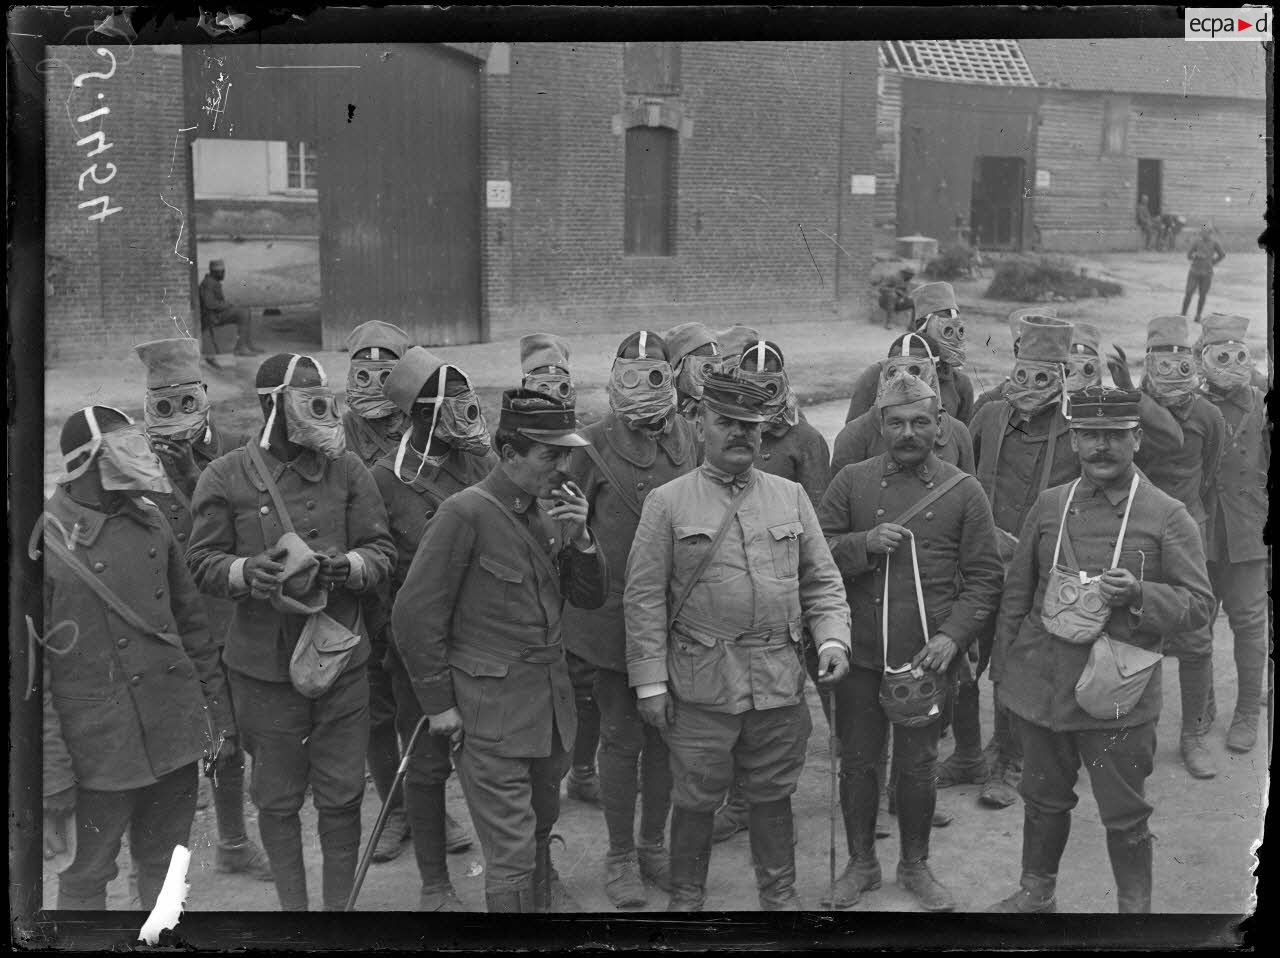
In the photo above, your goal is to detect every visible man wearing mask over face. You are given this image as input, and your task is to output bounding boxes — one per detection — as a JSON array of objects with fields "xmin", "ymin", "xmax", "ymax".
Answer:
[
  {"xmin": 1134, "ymin": 315, "xmax": 1226, "ymax": 781},
  {"xmin": 846, "ymin": 282, "xmax": 975, "ymax": 425},
  {"xmin": 339, "ymin": 320, "xmax": 418, "ymax": 864},
  {"xmin": 1195, "ymin": 314, "xmax": 1270, "ymax": 756},
  {"xmin": 563, "ymin": 331, "xmax": 698, "ymax": 909},
  {"xmin": 371, "ymin": 347, "xmax": 495, "ymax": 909},
  {"xmin": 968, "ymin": 315, "xmax": 1079, "ymax": 811},
  {"xmin": 187, "ymin": 353, "xmax": 396, "ymax": 911},
  {"xmin": 39, "ymin": 406, "xmax": 236, "ymax": 909},
  {"xmin": 132, "ymin": 338, "xmax": 269, "ymax": 882},
  {"xmin": 521, "ymin": 332, "xmax": 576, "ymax": 405},
  {"xmin": 392, "ymin": 389, "xmax": 607, "ymax": 913},
  {"xmin": 667, "ymin": 322, "xmax": 722, "ymax": 421}
]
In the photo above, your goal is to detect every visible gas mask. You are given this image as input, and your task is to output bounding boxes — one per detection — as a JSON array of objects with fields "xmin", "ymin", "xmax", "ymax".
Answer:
[
  {"xmin": 1064, "ymin": 350, "xmax": 1103, "ymax": 393},
  {"xmin": 393, "ymin": 364, "xmax": 489, "ymax": 483},
  {"xmin": 1199, "ymin": 342, "xmax": 1253, "ymax": 390},
  {"xmin": 144, "ymin": 383, "xmax": 211, "ymax": 442},
  {"xmin": 1007, "ymin": 360, "xmax": 1066, "ymax": 416},
  {"xmin": 523, "ymin": 367, "xmax": 575, "ymax": 404},
  {"xmin": 1145, "ymin": 350, "xmax": 1198, "ymax": 405},
  {"xmin": 346, "ymin": 355, "xmax": 401, "ymax": 420},
  {"xmin": 767, "ymin": 389, "xmax": 801, "ymax": 435},
  {"xmin": 877, "ymin": 335, "xmax": 940, "ymax": 406},
  {"xmin": 60, "ymin": 406, "xmax": 173, "ymax": 495},
  {"xmin": 259, "ymin": 355, "xmax": 348, "ymax": 460},
  {"xmin": 920, "ymin": 309, "xmax": 967, "ymax": 367},
  {"xmin": 608, "ymin": 358, "xmax": 677, "ymax": 430},
  {"xmin": 674, "ymin": 349, "xmax": 722, "ymax": 402},
  {"xmin": 727, "ymin": 343, "xmax": 790, "ymax": 420}
]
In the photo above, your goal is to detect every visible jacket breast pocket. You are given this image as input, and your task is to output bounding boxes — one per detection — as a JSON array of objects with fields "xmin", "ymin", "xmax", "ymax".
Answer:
[
  {"xmin": 767, "ymin": 520, "xmax": 803, "ymax": 579},
  {"xmin": 674, "ymin": 527, "xmax": 726, "ymax": 582},
  {"xmin": 478, "ymin": 554, "xmax": 525, "ymax": 610},
  {"xmin": 450, "ymin": 650, "xmax": 510, "ymax": 744}
]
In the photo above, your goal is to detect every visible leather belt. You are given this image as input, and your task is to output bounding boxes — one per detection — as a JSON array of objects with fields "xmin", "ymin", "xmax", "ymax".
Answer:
[
  {"xmin": 675, "ymin": 612, "xmax": 794, "ymax": 646},
  {"xmin": 462, "ymin": 639, "xmax": 564, "ymax": 666}
]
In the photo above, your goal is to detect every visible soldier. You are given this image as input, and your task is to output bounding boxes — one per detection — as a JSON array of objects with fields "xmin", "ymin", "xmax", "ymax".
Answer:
[
  {"xmin": 625, "ymin": 368, "xmax": 852, "ymax": 911},
  {"xmin": 832, "ymin": 334, "xmax": 975, "ymax": 479},
  {"xmin": 132, "ymin": 338, "xmax": 270, "ymax": 881},
  {"xmin": 563, "ymin": 331, "xmax": 698, "ymax": 909},
  {"xmin": 713, "ymin": 325, "xmax": 761, "ymax": 365},
  {"xmin": 198, "ymin": 259, "xmax": 260, "ymax": 360},
  {"xmin": 986, "ymin": 386, "xmax": 1215, "ymax": 913},
  {"xmin": 340, "ymin": 320, "xmax": 417, "ymax": 862},
  {"xmin": 518, "ymin": 333, "xmax": 601, "ymax": 805},
  {"xmin": 187, "ymin": 353, "xmax": 396, "ymax": 911},
  {"xmin": 666, "ymin": 322, "xmax": 721, "ymax": 421},
  {"xmin": 39, "ymin": 406, "xmax": 236, "ymax": 909},
  {"xmin": 1196, "ymin": 314, "xmax": 1270, "ymax": 754},
  {"xmin": 372, "ymin": 347, "xmax": 496, "ymax": 910},
  {"xmin": 1134, "ymin": 315, "xmax": 1227, "ymax": 780},
  {"xmin": 1181, "ymin": 225, "xmax": 1226, "ymax": 324},
  {"xmin": 970, "ymin": 307, "xmax": 1058, "ymax": 421},
  {"xmin": 390, "ymin": 389, "xmax": 608, "ymax": 913},
  {"xmin": 819, "ymin": 373, "xmax": 1003, "ymax": 911},
  {"xmin": 846, "ymin": 282, "xmax": 975, "ymax": 425}
]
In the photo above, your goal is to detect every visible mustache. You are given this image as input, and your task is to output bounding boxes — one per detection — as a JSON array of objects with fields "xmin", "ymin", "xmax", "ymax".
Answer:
[{"xmin": 1085, "ymin": 454, "xmax": 1116, "ymax": 463}]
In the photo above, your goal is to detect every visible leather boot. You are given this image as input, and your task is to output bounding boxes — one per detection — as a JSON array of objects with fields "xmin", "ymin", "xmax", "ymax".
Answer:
[
  {"xmin": 405, "ymin": 782, "xmax": 452, "ymax": 896},
  {"xmin": 667, "ymin": 806, "xmax": 715, "ymax": 912},
  {"xmin": 372, "ymin": 806, "xmax": 410, "ymax": 863},
  {"xmin": 979, "ymin": 706, "xmax": 1022, "ymax": 807},
  {"xmin": 444, "ymin": 812, "xmax": 474, "ymax": 853},
  {"xmin": 937, "ymin": 681, "xmax": 988, "ymax": 787},
  {"xmin": 420, "ymin": 883, "xmax": 466, "ymax": 911},
  {"xmin": 819, "ymin": 770, "xmax": 881, "ymax": 909},
  {"xmin": 486, "ymin": 881, "xmax": 533, "ymax": 913},
  {"xmin": 216, "ymin": 838, "xmax": 274, "ymax": 881},
  {"xmin": 57, "ymin": 886, "xmax": 107, "ymax": 910},
  {"xmin": 533, "ymin": 836, "xmax": 580, "ymax": 912},
  {"xmin": 1226, "ymin": 708, "xmax": 1260, "ymax": 754},
  {"xmin": 1227, "ymin": 632, "xmax": 1266, "ymax": 753},
  {"xmin": 566, "ymin": 765, "xmax": 601, "ymax": 804},
  {"xmin": 258, "ymin": 813, "xmax": 308, "ymax": 911},
  {"xmin": 604, "ymin": 850, "xmax": 648, "ymax": 909},
  {"xmin": 896, "ymin": 773, "xmax": 955, "ymax": 912},
  {"xmin": 985, "ymin": 807, "xmax": 1069, "ymax": 912},
  {"xmin": 1179, "ymin": 656, "xmax": 1218, "ymax": 779},
  {"xmin": 1106, "ymin": 827, "xmax": 1154, "ymax": 914},
  {"xmin": 712, "ymin": 787, "xmax": 749, "ymax": 843},
  {"xmin": 748, "ymin": 797, "xmax": 801, "ymax": 911},
  {"xmin": 637, "ymin": 842, "xmax": 673, "ymax": 892},
  {"xmin": 318, "ymin": 803, "xmax": 362, "ymax": 911}
]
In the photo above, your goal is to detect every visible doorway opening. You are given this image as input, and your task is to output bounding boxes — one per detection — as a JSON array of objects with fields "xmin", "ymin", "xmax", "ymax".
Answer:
[
  {"xmin": 969, "ymin": 155, "xmax": 1026, "ymax": 251},
  {"xmin": 1137, "ymin": 158, "xmax": 1163, "ymax": 216}
]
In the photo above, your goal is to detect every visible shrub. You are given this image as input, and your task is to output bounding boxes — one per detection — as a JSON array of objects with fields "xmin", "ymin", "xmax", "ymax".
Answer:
[
  {"xmin": 985, "ymin": 255, "xmax": 1123, "ymax": 301},
  {"xmin": 922, "ymin": 243, "xmax": 978, "ymax": 281}
]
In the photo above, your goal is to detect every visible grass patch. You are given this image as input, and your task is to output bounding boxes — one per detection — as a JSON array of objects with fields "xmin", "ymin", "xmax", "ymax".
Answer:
[
  {"xmin": 985, "ymin": 255, "xmax": 1124, "ymax": 302},
  {"xmin": 922, "ymin": 243, "xmax": 980, "ymax": 281}
]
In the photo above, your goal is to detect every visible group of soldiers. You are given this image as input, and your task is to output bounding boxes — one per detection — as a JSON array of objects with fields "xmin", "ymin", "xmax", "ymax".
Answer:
[{"xmin": 39, "ymin": 276, "xmax": 1268, "ymax": 915}]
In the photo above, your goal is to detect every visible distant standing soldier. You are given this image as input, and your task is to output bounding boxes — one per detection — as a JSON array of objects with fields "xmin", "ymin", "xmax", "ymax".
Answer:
[
  {"xmin": 666, "ymin": 322, "xmax": 722, "ymax": 421},
  {"xmin": 986, "ymin": 386, "xmax": 1215, "ymax": 914},
  {"xmin": 625, "ymin": 368, "xmax": 852, "ymax": 911},
  {"xmin": 199, "ymin": 259, "xmax": 261, "ymax": 359},
  {"xmin": 1195, "ymin": 314, "xmax": 1270, "ymax": 754},
  {"xmin": 132, "ymin": 337, "xmax": 270, "ymax": 881},
  {"xmin": 1181, "ymin": 225, "xmax": 1226, "ymax": 324},
  {"xmin": 1136, "ymin": 194, "xmax": 1156, "ymax": 250}
]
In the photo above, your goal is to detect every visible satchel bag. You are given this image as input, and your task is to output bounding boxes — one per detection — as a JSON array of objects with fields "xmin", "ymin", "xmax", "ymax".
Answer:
[
  {"xmin": 1074, "ymin": 632, "xmax": 1163, "ymax": 721},
  {"xmin": 1041, "ymin": 473, "xmax": 1139, "ymax": 645},
  {"xmin": 877, "ymin": 530, "xmax": 947, "ymax": 728}
]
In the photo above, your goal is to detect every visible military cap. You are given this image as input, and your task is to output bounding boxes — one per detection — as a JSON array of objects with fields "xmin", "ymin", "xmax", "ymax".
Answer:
[
  {"xmin": 1067, "ymin": 385, "xmax": 1142, "ymax": 429},
  {"xmin": 911, "ymin": 282, "xmax": 958, "ymax": 320},
  {"xmin": 699, "ymin": 368, "xmax": 776, "ymax": 423},
  {"xmin": 1008, "ymin": 305, "xmax": 1057, "ymax": 343},
  {"xmin": 713, "ymin": 325, "xmax": 761, "ymax": 361},
  {"xmin": 617, "ymin": 330, "xmax": 670, "ymax": 361},
  {"xmin": 345, "ymin": 321, "xmax": 411, "ymax": 361},
  {"xmin": 134, "ymin": 338, "xmax": 204, "ymax": 389},
  {"xmin": 1070, "ymin": 322, "xmax": 1102, "ymax": 357},
  {"xmin": 666, "ymin": 322, "xmax": 719, "ymax": 367},
  {"xmin": 1017, "ymin": 316, "xmax": 1074, "ymax": 364},
  {"xmin": 499, "ymin": 389, "xmax": 588, "ymax": 447},
  {"xmin": 1198, "ymin": 313, "xmax": 1249, "ymax": 345},
  {"xmin": 520, "ymin": 333, "xmax": 572, "ymax": 375},
  {"xmin": 876, "ymin": 371, "xmax": 938, "ymax": 412},
  {"xmin": 1145, "ymin": 315, "xmax": 1191, "ymax": 352},
  {"xmin": 384, "ymin": 345, "xmax": 452, "ymax": 414},
  {"xmin": 209, "ymin": 259, "xmax": 226, "ymax": 271}
]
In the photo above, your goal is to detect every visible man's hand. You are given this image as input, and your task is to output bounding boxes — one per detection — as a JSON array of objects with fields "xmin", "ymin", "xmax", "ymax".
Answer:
[
  {"xmin": 316, "ymin": 549, "xmax": 351, "ymax": 589},
  {"xmin": 865, "ymin": 522, "xmax": 910, "ymax": 555},
  {"xmin": 244, "ymin": 545, "xmax": 289, "ymax": 599},
  {"xmin": 546, "ymin": 480, "xmax": 592, "ymax": 550},
  {"xmin": 1099, "ymin": 568, "xmax": 1141, "ymax": 607},
  {"xmin": 152, "ymin": 436, "xmax": 200, "ymax": 488},
  {"xmin": 637, "ymin": 692, "xmax": 675, "ymax": 731},
  {"xmin": 912, "ymin": 633, "xmax": 959, "ymax": 674},
  {"xmin": 1106, "ymin": 346, "xmax": 1134, "ymax": 390},
  {"xmin": 816, "ymin": 645, "xmax": 850, "ymax": 687},
  {"xmin": 428, "ymin": 707, "xmax": 464, "ymax": 749},
  {"xmin": 43, "ymin": 787, "xmax": 76, "ymax": 863}
]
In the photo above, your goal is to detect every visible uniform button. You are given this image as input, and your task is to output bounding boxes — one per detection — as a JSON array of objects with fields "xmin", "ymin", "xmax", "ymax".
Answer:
[
  {"xmin": 880, "ymin": 480, "xmax": 888, "ymax": 488},
  {"xmin": 306, "ymin": 500, "xmax": 316, "ymax": 509},
  {"xmin": 260, "ymin": 506, "xmax": 270, "ymax": 516},
  {"xmin": 873, "ymin": 597, "xmax": 882, "ymax": 605},
  {"xmin": 636, "ymin": 481, "xmax": 646, "ymax": 490},
  {"xmin": 116, "ymin": 637, "xmax": 129, "ymax": 649},
  {"xmin": 167, "ymin": 665, "xmax": 178, "ymax": 673},
  {"xmin": 926, "ymin": 481, "xmax": 935, "ymax": 489},
  {"xmin": 155, "ymin": 588, "xmax": 164, "ymax": 599},
  {"xmin": 131, "ymin": 674, "xmax": 143, "ymax": 685},
  {"xmin": 149, "ymin": 547, "xmax": 158, "ymax": 558},
  {"xmin": 308, "ymin": 529, "xmax": 320, "ymax": 540},
  {"xmin": 762, "ymin": 453, "xmax": 772, "ymax": 461},
  {"xmin": 177, "ymin": 533, "xmax": 187, "ymax": 542},
  {"xmin": 925, "ymin": 511, "xmax": 935, "ymax": 520},
  {"xmin": 875, "ymin": 508, "xmax": 886, "ymax": 517},
  {"xmin": 93, "ymin": 561, "xmax": 106, "ymax": 572}
]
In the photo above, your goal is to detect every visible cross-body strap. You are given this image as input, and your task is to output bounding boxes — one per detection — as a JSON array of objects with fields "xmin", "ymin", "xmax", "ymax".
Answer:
[
  {"xmin": 584, "ymin": 444, "xmax": 644, "ymax": 519},
  {"xmin": 247, "ymin": 441, "xmax": 298, "ymax": 535},
  {"xmin": 667, "ymin": 481, "xmax": 753, "ymax": 631},
  {"xmin": 33, "ymin": 515, "xmax": 182, "ymax": 650},
  {"xmin": 471, "ymin": 487, "xmax": 562, "ymax": 584},
  {"xmin": 882, "ymin": 530, "xmax": 930, "ymax": 672},
  {"xmin": 1037, "ymin": 422, "xmax": 1060, "ymax": 495},
  {"xmin": 889, "ymin": 470, "xmax": 968, "ymax": 527},
  {"xmin": 1052, "ymin": 473, "xmax": 1140, "ymax": 574}
]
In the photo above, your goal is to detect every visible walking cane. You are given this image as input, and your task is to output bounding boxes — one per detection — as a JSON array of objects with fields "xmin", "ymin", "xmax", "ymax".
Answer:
[
  {"xmin": 829, "ymin": 725, "xmax": 840, "ymax": 911},
  {"xmin": 345, "ymin": 714, "xmax": 430, "ymax": 912}
]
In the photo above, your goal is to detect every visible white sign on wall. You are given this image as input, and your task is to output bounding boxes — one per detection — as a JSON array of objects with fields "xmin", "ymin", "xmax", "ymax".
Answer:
[
  {"xmin": 1035, "ymin": 169, "xmax": 1051, "ymax": 190},
  {"xmin": 486, "ymin": 180, "xmax": 512, "ymax": 209},
  {"xmin": 850, "ymin": 174, "xmax": 877, "ymax": 195}
]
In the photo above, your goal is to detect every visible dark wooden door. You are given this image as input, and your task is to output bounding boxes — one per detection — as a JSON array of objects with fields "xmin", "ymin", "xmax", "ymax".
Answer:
[
  {"xmin": 1137, "ymin": 159, "xmax": 1163, "ymax": 216},
  {"xmin": 969, "ymin": 156, "xmax": 1025, "ymax": 250}
]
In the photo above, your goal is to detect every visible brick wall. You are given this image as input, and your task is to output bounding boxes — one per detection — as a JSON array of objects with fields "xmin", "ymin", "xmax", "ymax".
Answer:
[
  {"xmin": 45, "ymin": 45, "xmax": 195, "ymax": 364},
  {"xmin": 1034, "ymin": 90, "xmax": 1267, "ymax": 252},
  {"xmin": 483, "ymin": 41, "xmax": 879, "ymax": 340}
]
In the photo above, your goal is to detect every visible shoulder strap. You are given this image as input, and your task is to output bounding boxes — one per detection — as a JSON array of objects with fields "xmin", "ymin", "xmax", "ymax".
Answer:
[
  {"xmin": 1036, "ymin": 421, "xmax": 1061, "ymax": 495},
  {"xmin": 471, "ymin": 487, "xmax": 562, "ymax": 583},
  {"xmin": 667, "ymin": 480, "xmax": 752, "ymax": 630},
  {"xmin": 889, "ymin": 470, "xmax": 968, "ymax": 527},
  {"xmin": 247, "ymin": 441, "xmax": 297, "ymax": 535},
  {"xmin": 882, "ymin": 531, "xmax": 930, "ymax": 672},
  {"xmin": 1051, "ymin": 479, "xmax": 1083, "ymax": 571},
  {"xmin": 584, "ymin": 444, "xmax": 644, "ymax": 519},
  {"xmin": 34, "ymin": 516, "xmax": 182, "ymax": 650}
]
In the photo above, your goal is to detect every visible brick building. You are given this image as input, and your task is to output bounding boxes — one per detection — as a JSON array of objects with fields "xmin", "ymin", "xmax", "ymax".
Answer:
[{"xmin": 44, "ymin": 41, "xmax": 880, "ymax": 363}]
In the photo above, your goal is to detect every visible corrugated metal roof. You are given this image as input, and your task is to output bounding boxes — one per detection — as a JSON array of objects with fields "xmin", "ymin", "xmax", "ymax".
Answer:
[
  {"xmin": 878, "ymin": 40, "xmax": 1038, "ymax": 87},
  {"xmin": 1017, "ymin": 39, "xmax": 1267, "ymax": 100}
]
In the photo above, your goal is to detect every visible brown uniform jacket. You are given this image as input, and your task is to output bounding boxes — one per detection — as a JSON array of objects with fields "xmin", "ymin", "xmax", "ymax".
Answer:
[
  {"xmin": 563, "ymin": 412, "xmax": 699, "ymax": 673},
  {"xmin": 758, "ymin": 411, "xmax": 832, "ymax": 511},
  {"xmin": 1202, "ymin": 384, "xmax": 1269, "ymax": 563},
  {"xmin": 41, "ymin": 488, "xmax": 234, "ymax": 795},
  {"xmin": 186, "ymin": 440, "xmax": 396, "ymax": 682},
  {"xmin": 847, "ymin": 360, "xmax": 975, "ymax": 425},
  {"xmin": 1135, "ymin": 390, "xmax": 1225, "ymax": 535},
  {"xmin": 830, "ymin": 409, "xmax": 975, "ymax": 482},
  {"xmin": 819, "ymin": 453, "xmax": 1003, "ymax": 672},
  {"xmin": 390, "ymin": 467, "xmax": 608, "ymax": 758},
  {"xmin": 992, "ymin": 470, "xmax": 1215, "ymax": 731}
]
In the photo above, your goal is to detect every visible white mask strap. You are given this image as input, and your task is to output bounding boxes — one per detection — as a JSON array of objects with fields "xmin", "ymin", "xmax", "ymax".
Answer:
[
  {"xmin": 258, "ymin": 354, "xmax": 304, "ymax": 449},
  {"xmin": 638, "ymin": 331, "xmax": 648, "ymax": 359},
  {"xmin": 62, "ymin": 405, "xmax": 134, "ymax": 481}
]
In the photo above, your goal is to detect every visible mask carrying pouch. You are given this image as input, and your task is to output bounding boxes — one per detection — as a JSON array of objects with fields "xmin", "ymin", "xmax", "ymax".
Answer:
[
  {"xmin": 878, "ymin": 530, "xmax": 948, "ymax": 728},
  {"xmin": 1041, "ymin": 474, "xmax": 1139, "ymax": 644},
  {"xmin": 1075, "ymin": 632, "xmax": 1163, "ymax": 722}
]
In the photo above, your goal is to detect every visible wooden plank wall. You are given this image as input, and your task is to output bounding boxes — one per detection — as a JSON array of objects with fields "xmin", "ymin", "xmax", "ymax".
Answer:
[{"xmin": 875, "ymin": 69, "xmax": 901, "ymax": 235}]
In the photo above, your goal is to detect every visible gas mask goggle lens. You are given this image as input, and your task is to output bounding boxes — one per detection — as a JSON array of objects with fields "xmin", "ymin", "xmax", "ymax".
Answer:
[
  {"xmin": 1007, "ymin": 360, "xmax": 1066, "ymax": 415},
  {"xmin": 144, "ymin": 383, "xmax": 211, "ymax": 441},
  {"xmin": 922, "ymin": 309, "xmax": 967, "ymax": 367},
  {"xmin": 607, "ymin": 339, "xmax": 677, "ymax": 429},
  {"xmin": 524, "ymin": 367, "xmax": 575, "ymax": 403},
  {"xmin": 879, "ymin": 334, "xmax": 940, "ymax": 399},
  {"xmin": 259, "ymin": 355, "xmax": 348, "ymax": 460},
  {"xmin": 1065, "ymin": 349, "xmax": 1102, "ymax": 392},
  {"xmin": 676, "ymin": 348, "xmax": 721, "ymax": 401},
  {"xmin": 1200, "ymin": 342, "xmax": 1253, "ymax": 388},
  {"xmin": 347, "ymin": 356, "xmax": 401, "ymax": 420},
  {"xmin": 1145, "ymin": 347, "xmax": 1198, "ymax": 402}
]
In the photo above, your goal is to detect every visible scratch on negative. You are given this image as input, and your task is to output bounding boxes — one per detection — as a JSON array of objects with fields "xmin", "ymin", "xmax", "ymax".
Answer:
[
  {"xmin": 170, "ymin": 126, "xmax": 198, "ymax": 177},
  {"xmin": 797, "ymin": 224, "xmax": 824, "ymax": 288},
  {"xmin": 159, "ymin": 194, "xmax": 193, "ymax": 264}
]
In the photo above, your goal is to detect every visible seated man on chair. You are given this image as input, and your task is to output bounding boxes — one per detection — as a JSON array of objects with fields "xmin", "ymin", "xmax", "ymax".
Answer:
[{"xmin": 200, "ymin": 259, "xmax": 261, "ymax": 358}]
